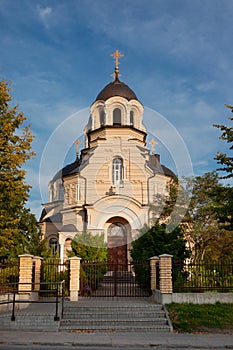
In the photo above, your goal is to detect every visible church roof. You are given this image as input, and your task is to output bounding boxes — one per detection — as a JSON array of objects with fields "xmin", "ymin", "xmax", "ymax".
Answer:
[
  {"xmin": 161, "ymin": 165, "xmax": 176, "ymax": 178},
  {"xmin": 95, "ymin": 77, "xmax": 138, "ymax": 102},
  {"xmin": 147, "ymin": 153, "xmax": 176, "ymax": 178},
  {"xmin": 52, "ymin": 159, "xmax": 80, "ymax": 182},
  {"xmin": 40, "ymin": 210, "xmax": 62, "ymax": 223}
]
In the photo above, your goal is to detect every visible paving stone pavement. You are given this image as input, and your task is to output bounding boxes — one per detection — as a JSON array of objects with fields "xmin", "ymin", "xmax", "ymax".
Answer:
[{"xmin": 0, "ymin": 330, "xmax": 233, "ymax": 349}]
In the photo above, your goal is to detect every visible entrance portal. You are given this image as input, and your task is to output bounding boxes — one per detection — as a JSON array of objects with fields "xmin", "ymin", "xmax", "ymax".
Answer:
[{"xmin": 107, "ymin": 222, "xmax": 127, "ymax": 269}]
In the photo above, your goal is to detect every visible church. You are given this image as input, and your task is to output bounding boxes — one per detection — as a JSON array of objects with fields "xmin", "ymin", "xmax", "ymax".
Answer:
[{"xmin": 39, "ymin": 50, "xmax": 175, "ymax": 264}]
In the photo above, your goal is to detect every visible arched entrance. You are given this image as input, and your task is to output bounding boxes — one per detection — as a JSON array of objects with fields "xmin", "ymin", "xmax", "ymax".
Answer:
[{"xmin": 107, "ymin": 218, "xmax": 130, "ymax": 270}]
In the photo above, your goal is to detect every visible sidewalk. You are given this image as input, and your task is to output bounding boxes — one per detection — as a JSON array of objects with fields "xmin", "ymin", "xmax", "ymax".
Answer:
[{"xmin": 0, "ymin": 330, "xmax": 233, "ymax": 348}]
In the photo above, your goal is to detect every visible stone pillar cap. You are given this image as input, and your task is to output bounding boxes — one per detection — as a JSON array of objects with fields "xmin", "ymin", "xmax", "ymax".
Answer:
[
  {"xmin": 159, "ymin": 253, "xmax": 173, "ymax": 258},
  {"xmin": 18, "ymin": 254, "xmax": 34, "ymax": 258}
]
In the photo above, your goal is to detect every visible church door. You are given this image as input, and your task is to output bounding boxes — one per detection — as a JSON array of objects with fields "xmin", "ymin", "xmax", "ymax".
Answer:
[{"xmin": 107, "ymin": 222, "xmax": 127, "ymax": 270}]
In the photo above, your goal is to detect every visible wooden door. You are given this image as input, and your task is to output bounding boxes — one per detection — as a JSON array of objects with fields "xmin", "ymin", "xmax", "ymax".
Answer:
[{"xmin": 107, "ymin": 223, "xmax": 127, "ymax": 270}]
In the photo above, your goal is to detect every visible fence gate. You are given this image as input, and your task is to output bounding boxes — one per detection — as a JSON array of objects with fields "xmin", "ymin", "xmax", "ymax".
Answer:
[
  {"xmin": 40, "ymin": 259, "xmax": 70, "ymax": 297},
  {"xmin": 80, "ymin": 260, "xmax": 151, "ymax": 297}
]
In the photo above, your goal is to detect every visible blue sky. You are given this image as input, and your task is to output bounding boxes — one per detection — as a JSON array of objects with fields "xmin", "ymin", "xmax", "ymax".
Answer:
[{"xmin": 1, "ymin": 0, "xmax": 233, "ymax": 218}]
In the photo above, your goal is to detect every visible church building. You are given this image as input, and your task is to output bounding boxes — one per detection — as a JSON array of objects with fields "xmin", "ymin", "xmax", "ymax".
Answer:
[{"xmin": 39, "ymin": 51, "xmax": 175, "ymax": 263}]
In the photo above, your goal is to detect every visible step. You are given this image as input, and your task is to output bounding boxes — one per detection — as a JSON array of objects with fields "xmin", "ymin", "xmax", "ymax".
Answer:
[
  {"xmin": 60, "ymin": 318, "xmax": 168, "ymax": 326},
  {"xmin": 63, "ymin": 305, "xmax": 163, "ymax": 313},
  {"xmin": 59, "ymin": 324, "xmax": 171, "ymax": 332},
  {"xmin": 62, "ymin": 312, "xmax": 165, "ymax": 319},
  {"xmin": 63, "ymin": 309, "xmax": 165, "ymax": 317}
]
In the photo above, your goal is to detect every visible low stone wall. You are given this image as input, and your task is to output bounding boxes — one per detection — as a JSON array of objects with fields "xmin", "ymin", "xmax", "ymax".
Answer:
[{"xmin": 152, "ymin": 290, "xmax": 233, "ymax": 304}]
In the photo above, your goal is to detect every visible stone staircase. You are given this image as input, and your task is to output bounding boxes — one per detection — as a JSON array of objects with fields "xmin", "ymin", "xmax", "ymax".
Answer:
[
  {"xmin": 60, "ymin": 298, "xmax": 172, "ymax": 332},
  {"xmin": 0, "ymin": 298, "xmax": 173, "ymax": 332}
]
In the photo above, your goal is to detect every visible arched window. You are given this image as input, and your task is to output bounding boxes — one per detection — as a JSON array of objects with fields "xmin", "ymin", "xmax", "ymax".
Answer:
[
  {"xmin": 113, "ymin": 108, "xmax": 121, "ymax": 125},
  {"xmin": 108, "ymin": 222, "xmax": 126, "ymax": 237},
  {"xmin": 49, "ymin": 237, "xmax": 58, "ymax": 255},
  {"xmin": 112, "ymin": 157, "xmax": 123, "ymax": 187},
  {"xmin": 130, "ymin": 111, "xmax": 134, "ymax": 125},
  {"xmin": 49, "ymin": 182, "xmax": 54, "ymax": 202},
  {"xmin": 99, "ymin": 108, "xmax": 105, "ymax": 126},
  {"xmin": 59, "ymin": 184, "xmax": 64, "ymax": 200}
]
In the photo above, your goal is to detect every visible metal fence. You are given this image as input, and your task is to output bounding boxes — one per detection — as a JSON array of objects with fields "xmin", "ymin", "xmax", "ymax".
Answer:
[
  {"xmin": 40, "ymin": 259, "xmax": 70, "ymax": 296},
  {"xmin": 0, "ymin": 281, "xmax": 65, "ymax": 321},
  {"xmin": 173, "ymin": 260, "xmax": 233, "ymax": 292},
  {"xmin": 80, "ymin": 260, "xmax": 151, "ymax": 297},
  {"xmin": 0, "ymin": 259, "xmax": 19, "ymax": 292}
]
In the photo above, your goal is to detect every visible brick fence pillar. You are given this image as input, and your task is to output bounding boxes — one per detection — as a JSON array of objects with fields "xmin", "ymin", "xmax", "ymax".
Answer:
[
  {"xmin": 32, "ymin": 256, "xmax": 43, "ymax": 291},
  {"xmin": 159, "ymin": 254, "xmax": 173, "ymax": 294},
  {"xmin": 69, "ymin": 257, "xmax": 82, "ymax": 301},
  {"xmin": 150, "ymin": 256, "xmax": 159, "ymax": 291},
  {"xmin": 18, "ymin": 254, "xmax": 34, "ymax": 294}
]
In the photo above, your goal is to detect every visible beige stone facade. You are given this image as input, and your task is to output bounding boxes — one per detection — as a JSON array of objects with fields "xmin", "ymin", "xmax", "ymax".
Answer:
[{"xmin": 39, "ymin": 74, "xmax": 175, "ymax": 262}]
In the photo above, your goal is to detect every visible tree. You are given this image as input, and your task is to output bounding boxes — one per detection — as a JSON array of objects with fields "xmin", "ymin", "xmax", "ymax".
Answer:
[
  {"xmin": 182, "ymin": 172, "xmax": 233, "ymax": 261},
  {"xmin": 70, "ymin": 232, "xmax": 108, "ymax": 261},
  {"xmin": 0, "ymin": 79, "xmax": 37, "ymax": 258},
  {"xmin": 70, "ymin": 232, "xmax": 108, "ymax": 293},
  {"xmin": 19, "ymin": 209, "xmax": 51, "ymax": 258},
  {"xmin": 131, "ymin": 223, "xmax": 190, "ymax": 263},
  {"xmin": 151, "ymin": 177, "xmax": 191, "ymax": 230},
  {"xmin": 130, "ymin": 223, "xmax": 190, "ymax": 288},
  {"xmin": 213, "ymin": 104, "xmax": 233, "ymax": 179}
]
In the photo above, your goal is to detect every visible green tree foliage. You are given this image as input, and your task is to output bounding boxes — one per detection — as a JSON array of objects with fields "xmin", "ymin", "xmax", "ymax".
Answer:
[
  {"xmin": 70, "ymin": 232, "xmax": 108, "ymax": 294},
  {"xmin": 0, "ymin": 79, "xmax": 41, "ymax": 258},
  {"xmin": 214, "ymin": 104, "xmax": 233, "ymax": 179},
  {"xmin": 183, "ymin": 172, "xmax": 233, "ymax": 261},
  {"xmin": 130, "ymin": 223, "xmax": 190, "ymax": 288},
  {"xmin": 70, "ymin": 232, "xmax": 108, "ymax": 261},
  {"xmin": 21, "ymin": 210, "xmax": 51, "ymax": 258},
  {"xmin": 152, "ymin": 178, "xmax": 191, "ymax": 231},
  {"xmin": 131, "ymin": 223, "xmax": 190, "ymax": 263}
]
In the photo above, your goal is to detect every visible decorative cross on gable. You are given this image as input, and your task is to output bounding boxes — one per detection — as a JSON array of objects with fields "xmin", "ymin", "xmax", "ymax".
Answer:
[{"xmin": 149, "ymin": 139, "xmax": 158, "ymax": 154}]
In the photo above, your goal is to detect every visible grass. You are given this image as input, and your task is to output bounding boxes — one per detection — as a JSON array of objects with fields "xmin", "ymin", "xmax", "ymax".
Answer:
[{"xmin": 166, "ymin": 303, "xmax": 233, "ymax": 333}]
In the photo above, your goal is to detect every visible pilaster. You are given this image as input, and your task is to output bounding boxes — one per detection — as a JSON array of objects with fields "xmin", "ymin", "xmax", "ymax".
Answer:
[
  {"xmin": 150, "ymin": 256, "xmax": 159, "ymax": 291},
  {"xmin": 32, "ymin": 256, "xmax": 43, "ymax": 291},
  {"xmin": 69, "ymin": 257, "xmax": 82, "ymax": 301},
  {"xmin": 18, "ymin": 254, "xmax": 34, "ymax": 294},
  {"xmin": 159, "ymin": 254, "xmax": 173, "ymax": 294}
]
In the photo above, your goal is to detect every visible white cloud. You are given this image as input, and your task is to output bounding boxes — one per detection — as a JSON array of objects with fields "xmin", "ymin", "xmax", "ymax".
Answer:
[
  {"xmin": 196, "ymin": 81, "xmax": 217, "ymax": 93},
  {"xmin": 36, "ymin": 5, "xmax": 52, "ymax": 27}
]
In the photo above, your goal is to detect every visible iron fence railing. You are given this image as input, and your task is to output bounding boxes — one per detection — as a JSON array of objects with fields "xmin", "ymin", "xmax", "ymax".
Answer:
[
  {"xmin": 0, "ymin": 281, "xmax": 65, "ymax": 321},
  {"xmin": 40, "ymin": 259, "xmax": 70, "ymax": 296},
  {"xmin": 173, "ymin": 260, "xmax": 233, "ymax": 292},
  {"xmin": 0, "ymin": 259, "xmax": 19, "ymax": 292},
  {"xmin": 80, "ymin": 260, "xmax": 151, "ymax": 297}
]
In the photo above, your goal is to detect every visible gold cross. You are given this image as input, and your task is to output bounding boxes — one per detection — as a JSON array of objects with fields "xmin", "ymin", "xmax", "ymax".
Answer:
[
  {"xmin": 75, "ymin": 140, "xmax": 82, "ymax": 156},
  {"xmin": 110, "ymin": 49, "xmax": 124, "ymax": 68},
  {"xmin": 149, "ymin": 139, "xmax": 158, "ymax": 154}
]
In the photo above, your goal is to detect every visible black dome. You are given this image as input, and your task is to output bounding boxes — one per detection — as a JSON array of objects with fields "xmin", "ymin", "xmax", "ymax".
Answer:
[
  {"xmin": 95, "ymin": 78, "xmax": 138, "ymax": 101},
  {"xmin": 52, "ymin": 160, "xmax": 79, "ymax": 182}
]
